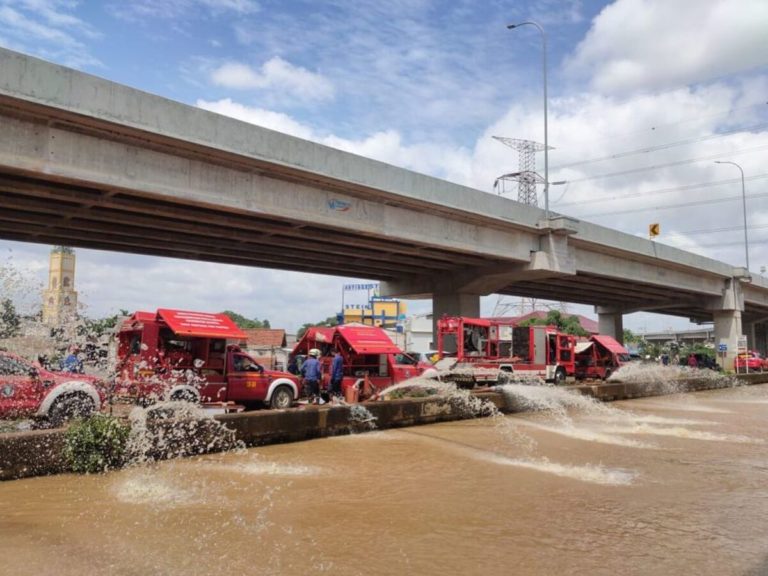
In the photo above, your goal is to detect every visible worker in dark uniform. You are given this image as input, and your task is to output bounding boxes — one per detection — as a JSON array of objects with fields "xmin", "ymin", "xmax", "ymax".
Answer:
[
  {"xmin": 329, "ymin": 349, "xmax": 344, "ymax": 399},
  {"xmin": 301, "ymin": 348, "xmax": 323, "ymax": 403}
]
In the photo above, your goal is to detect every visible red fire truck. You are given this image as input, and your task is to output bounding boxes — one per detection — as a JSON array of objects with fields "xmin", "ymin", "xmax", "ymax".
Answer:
[
  {"xmin": 115, "ymin": 309, "xmax": 300, "ymax": 409},
  {"xmin": 291, "ymin": 324, "xmax": 437, "ymax": 399},
  {"xmin": 436, "ymin": 316, "xmax": 576, "ymax": 386},
  {"xmin": 574, "ymin": 335, "xmax": 630, "ymax": 380}
]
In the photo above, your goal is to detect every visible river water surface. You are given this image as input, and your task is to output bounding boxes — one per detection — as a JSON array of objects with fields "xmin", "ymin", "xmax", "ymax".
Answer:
[{"xmin": 2, "ymin": 383, "xmax": 768, "ymax": 575}]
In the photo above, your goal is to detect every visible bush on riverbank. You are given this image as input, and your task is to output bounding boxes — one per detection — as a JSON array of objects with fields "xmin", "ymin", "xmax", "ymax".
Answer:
[{"xmin": 64, "ymin": 415, "xmax": 130, "ymax": 473}]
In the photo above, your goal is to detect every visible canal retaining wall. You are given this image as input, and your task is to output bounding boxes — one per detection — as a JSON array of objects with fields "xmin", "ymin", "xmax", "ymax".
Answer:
[{"xmin": 2, "ymin": 374, "xmax": 766, "ymax": 481}]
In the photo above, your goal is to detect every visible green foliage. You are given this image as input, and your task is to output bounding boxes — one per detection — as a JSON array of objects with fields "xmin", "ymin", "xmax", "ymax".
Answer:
[
  {"xmin": 638, "ymin": 339, "xmax": 663, "ymax": 359},
  {"xmin": 76, "ymin": 313, "xmax": 122, "ymax": 339},
  {"xmin": 64, "ymin": 415, "xmax": 131, "ymax": 474},
  {"xmin": 297, "ymin": 315, "xmax": 340, "ymax": 338},
  {"xmin": 221, "ymin": 310, "xmax": 271, "ymax": 329},
  {"xmin": 623, "ymin": 329, "xmax": 639, "ymax": 344},
  {"xmin": 0, "ymin": 298, "xmax": 21, "ymax": 338},
  {"xmin": 518, "ymin": 310, "xmax": 589, "ymax": 337}
]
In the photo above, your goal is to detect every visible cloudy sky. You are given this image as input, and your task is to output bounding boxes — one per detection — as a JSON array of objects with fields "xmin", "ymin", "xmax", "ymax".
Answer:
[{"xmin": 1, "ymin": 0, "xmax": 768, "ymax": 334}]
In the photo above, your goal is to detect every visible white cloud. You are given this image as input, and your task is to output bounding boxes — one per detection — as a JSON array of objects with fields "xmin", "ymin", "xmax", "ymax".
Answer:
[
  {"xmin": 0, "ymin": 1, "xmax": 100, "ymax": 68},
  {"xmin": 196, "ymin": 98, "xmax": 315, "ymax": 139},
  {"xmin": 565, "ymin": 0, "xmax": 768, "ymax": 94},
  {"xmin": 467, "ymin": 78, "xmax": 768, "ymax": 274},
  {"xmin": 210, "ymin": 57, "xmax": 335, "ymax": 102},
  {"xmin": 109, "ymin": 0, "xmax": 258, "ymax": 20},
  {"xmin": 196, "ymin": 98, "xmax": 473, "ymax": 182}
]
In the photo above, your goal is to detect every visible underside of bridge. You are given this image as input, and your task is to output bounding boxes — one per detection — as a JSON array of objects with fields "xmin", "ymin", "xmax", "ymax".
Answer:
[{"xmin": 3, "ymin": 45, "xmax": 768, "ymax": 357}]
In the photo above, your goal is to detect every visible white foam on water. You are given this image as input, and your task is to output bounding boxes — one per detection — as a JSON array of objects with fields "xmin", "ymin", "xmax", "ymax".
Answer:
[
  {"xmin": 622, "ymin": 400, "xmax": 732, "ymax": 414},
  {"xmin": 208, "ymin": 461, "xmax": 322, "ymax": 477},
  {"xmin": 600, "ymin": 423, "xmax": 764, "ymax": 444},
  {"xmin": 112, "ymin": 473, "xmax": 196, "ymax": 507},
  {"xmin": 709, "ymin": 398, "xmax": 768, "ymax": 405},
  {"xmin": 584, "ymin": 412, "xmax": 718, "ymax": 427},
  {"xmin": 515, "ymin": 419, "xmax": 654, "ymax": 448},
  {"xmin": 482, "ymin": 453, "xmax": 637, "ymax": 486}
]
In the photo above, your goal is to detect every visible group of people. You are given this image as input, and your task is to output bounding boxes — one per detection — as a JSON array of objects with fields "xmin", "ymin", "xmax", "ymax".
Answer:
[{"xmin": 299, "ymin": 348, "xmax": 344, "ymax": 404}]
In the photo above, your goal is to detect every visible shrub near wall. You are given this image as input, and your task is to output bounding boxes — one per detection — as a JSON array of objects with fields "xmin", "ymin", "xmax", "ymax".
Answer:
[{"xmin": 63, "ymin": 415, "xmax": 130, "ymax": 473}]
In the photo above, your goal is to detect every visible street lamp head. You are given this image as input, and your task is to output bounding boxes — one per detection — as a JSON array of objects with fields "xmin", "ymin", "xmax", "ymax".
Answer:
[{"xmin": 507, "ymin": 23, "xmax": 518, "ymax": 29}]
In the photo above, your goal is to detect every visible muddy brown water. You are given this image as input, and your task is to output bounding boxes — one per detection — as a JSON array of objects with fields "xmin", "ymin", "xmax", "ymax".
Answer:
[{"xmin": 2, "ymin": 383, "xmax": 768, "ymax": 576}]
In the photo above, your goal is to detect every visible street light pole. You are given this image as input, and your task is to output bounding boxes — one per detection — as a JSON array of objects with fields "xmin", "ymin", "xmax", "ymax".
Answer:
[
  {"xmin": 507, "ymin": 20, "xmax": 549, "ymax": 222},
  {"xmin": 715, "ymin": 160, "xmax": 750, "ymax": 272}
]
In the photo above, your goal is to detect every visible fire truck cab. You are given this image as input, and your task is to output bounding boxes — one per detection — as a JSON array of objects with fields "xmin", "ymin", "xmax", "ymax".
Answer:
[
  {"xmin": 436, "ymin": 316, "xmax": 576, "ymax": 385},
  {"xmin": 116, "ymin": 309, "xmax": 300, "ymax": 409},
  {"xmin": 291, "ymin": 324, "xmax": 436, "ymax": 399}
]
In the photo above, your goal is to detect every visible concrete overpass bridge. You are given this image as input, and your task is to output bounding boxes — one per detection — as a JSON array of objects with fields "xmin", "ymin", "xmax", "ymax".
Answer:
[{"xmin": 1, "ymin": 47, "xmax": 767, "ymax": 363}]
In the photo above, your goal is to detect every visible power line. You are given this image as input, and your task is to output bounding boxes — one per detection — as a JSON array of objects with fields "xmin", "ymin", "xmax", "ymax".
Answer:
[
  {"xmin": 556, "ymin": 142, "xmax": 768, "ymax": 185},
  {"xmin": 671, "ymin": 222, "xmax": 768, "ymax": 237},
  {"xmin": 555, "ymin": 173, "xmax": 768, "ymax": 209},
  {"xmin": 577, "ymin": 191, "xmax": 768, "ymax": 219},
  {"xmin": 552, "ymin": 120, "xmax": 768, "ymax": 170}
]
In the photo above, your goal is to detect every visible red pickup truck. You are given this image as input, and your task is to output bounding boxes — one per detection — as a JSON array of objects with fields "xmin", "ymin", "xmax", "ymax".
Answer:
[
  {"xmin": 0, "ymin": 351, "xmax": 106, "ymax": 426},
  {"xmin": 115, "ymin": 309, "xmax": 300, "ymax": 409}
]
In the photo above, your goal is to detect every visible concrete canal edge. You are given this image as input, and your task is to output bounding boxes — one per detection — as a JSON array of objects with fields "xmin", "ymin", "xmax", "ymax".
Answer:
[{"xmin": 2, "ymin": 373, "xmax": 768, "ymax": 481}]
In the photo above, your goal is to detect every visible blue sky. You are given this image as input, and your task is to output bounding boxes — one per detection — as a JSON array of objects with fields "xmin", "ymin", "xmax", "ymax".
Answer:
[{"xmin": 1, "ymin": 0, "xmax": 768, "ymax": 333}]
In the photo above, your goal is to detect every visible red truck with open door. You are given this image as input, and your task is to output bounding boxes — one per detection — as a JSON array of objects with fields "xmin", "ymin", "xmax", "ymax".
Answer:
[
  {"xmin": 115, "ymin": 309, "xmax": 300, "ymax": 409},
  {"xmin": 574, "ymin": 334, "xmax": 629, "ymax": 380},
  {"xmin": 436, "ymin": 316, "xmax": 576, "ymax": 386},
  {"xmin": 291, "ymin": 324, "xmax": 436, "ymax": 400}
]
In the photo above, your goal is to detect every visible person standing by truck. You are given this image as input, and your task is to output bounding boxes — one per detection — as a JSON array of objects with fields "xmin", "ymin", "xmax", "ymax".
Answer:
[
  {"xmin": 329, "ymin": 349, "xmax": 344, "ymax": 399},
  {"xmin": 301, "ymin": 348, "xmax": 323, "ymax": 403}
]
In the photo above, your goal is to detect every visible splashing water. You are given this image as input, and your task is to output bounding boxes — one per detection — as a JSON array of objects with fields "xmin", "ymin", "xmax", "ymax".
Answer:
[
  {"xmin": 515, "ymin": 419, "xmax": 655, "ymax": 448},
  {"xmin": 598, "ymin": 423, "xmax": 764, "ymax": 444},
  {"xmin": 112, "ymin": 470, "xmax": 198, "ymax": 507},
  {"xmin": 348, "ymin": 404, "xmax": 378, "ymax": 432},
  {"xmin": 609, "ymin": 362, "xmax": 739, "ymax": 391},
  {"xmin": 483, "ymin": 454, "xmax": 638, "ymax": 486},
  {"xmin": 126, "ymin": 401, "xmax": 243, "ymax": 464}
]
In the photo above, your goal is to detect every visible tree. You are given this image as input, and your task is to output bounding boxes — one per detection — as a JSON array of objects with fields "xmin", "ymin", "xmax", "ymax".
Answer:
[
  {"xmin": 296, "ymin": 315, "xmax": 339, "ymax": 339},
  {"xmin": 220, "ymin": 310, "xmax": 271, "ymax": 329},
  {"xmin": 623, "ymin": 329, "xmax": 639, "ymax": 344},
  {"xmin": 76, "ymin": 313, "xmax": 123, "ymax": 339},
  {"xmin": 0, "ymin": 298, "xmax": 21, "ymax": 338},
  {"xmin": 518, "ymin": 310, "xmax": 589, "ymax": 337}
]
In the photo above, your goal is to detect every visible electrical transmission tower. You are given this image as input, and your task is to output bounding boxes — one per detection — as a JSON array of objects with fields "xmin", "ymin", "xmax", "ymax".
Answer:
[
  {"xmin": 491, "ymin": 136, "xmax": 567, "ymax": 318},
  {"xmin": 492, "ymin": 136, "xmax": 546, "ymax": 204}
]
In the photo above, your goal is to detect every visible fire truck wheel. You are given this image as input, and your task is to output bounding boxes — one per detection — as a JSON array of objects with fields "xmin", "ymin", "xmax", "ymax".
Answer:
[
  {"xmin": 48, "ymin": 393, "xmax": 95, "ymax": 428},
  {"xmin": 270, "ymin": 385, "xmax": 294, "ymax": 409},
  {"xmin": 553, "ymin": 367, "xmax": 567, "ymax": 385}
]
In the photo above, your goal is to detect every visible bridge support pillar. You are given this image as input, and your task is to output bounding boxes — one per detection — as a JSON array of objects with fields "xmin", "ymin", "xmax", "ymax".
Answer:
[
  {"xmin": 713, "ymin": 310, "xmax": 742, "ymax": 370},
  {"xmin": 597, "ymin": 311, "xmax": 624, "ymax": 344},
  {"xmin": 708, "ymin": 276, "xmax": 747, "ymax": 370},
  {"xmin": 432, "ymin": 292, "xmax": 480, "ymax": 348}
]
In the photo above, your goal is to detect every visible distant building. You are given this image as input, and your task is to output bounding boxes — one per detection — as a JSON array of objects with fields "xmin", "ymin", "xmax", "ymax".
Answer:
[
  {"xmin": 342, "ymin": 296, "xmax": 406, "ymax": 330},
  {"xmin": 404, "ymin": 313, "xmax": 434, "ymax": 353},
  {"xmin": 42, "ymin": 246, "xmax": 78, "ymax": 325},
  {"xmin": 486, "ymin": 311, "xmax": 600, "ymax": 334},
  {"xmin": 240, "ymin": 328, "xmax": 288, "ymax": 370}
]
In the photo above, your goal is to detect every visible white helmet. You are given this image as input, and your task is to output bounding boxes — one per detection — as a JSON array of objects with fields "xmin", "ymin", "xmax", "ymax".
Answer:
[{"xmin": 308, "ymin": 348, "xmax": 321, "ymax": 357}]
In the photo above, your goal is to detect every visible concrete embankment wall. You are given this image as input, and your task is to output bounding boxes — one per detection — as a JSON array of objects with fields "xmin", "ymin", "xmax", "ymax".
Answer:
[{"xmin": 2, "ymin": 374, "xmax": 766, "ymax": 481}]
